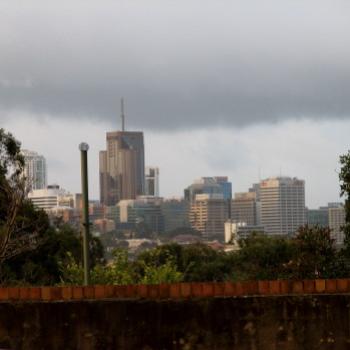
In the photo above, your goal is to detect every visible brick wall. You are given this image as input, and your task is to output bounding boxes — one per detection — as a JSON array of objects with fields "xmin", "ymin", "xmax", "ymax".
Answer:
[{"xmin": 0, "ymin": 279, "xmax": 349, "ymax": 302}]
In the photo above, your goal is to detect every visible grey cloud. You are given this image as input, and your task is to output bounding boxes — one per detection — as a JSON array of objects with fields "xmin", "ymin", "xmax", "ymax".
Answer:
[{"xmin": 1, "ymin": 0, "xmax": 350, "ymax": 129}]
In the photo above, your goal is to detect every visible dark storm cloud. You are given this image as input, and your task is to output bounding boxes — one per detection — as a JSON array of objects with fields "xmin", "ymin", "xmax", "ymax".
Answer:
[{"xmin": 1, "ymin": 0, "xmax": 350, "ymax": 129}]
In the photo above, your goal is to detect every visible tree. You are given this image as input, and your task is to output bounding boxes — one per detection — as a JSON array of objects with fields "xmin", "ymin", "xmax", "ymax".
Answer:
[
  {"xmin": 339, "ymin": 151, "xmax": 350, "ymax": 250},
  {"xmin": 289, "ymin": 225, "xmax": 337, "ymax": 279},
  {"xmin": 0, "ymin": 129, "xmax": 49, "ymax": 266}
]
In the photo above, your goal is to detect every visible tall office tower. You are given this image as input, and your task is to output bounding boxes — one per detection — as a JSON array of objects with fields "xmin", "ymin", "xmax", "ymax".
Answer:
[
  {"xmin": 145, "ymin": 167, "xmax": 159, "ymax": 197},
  {"xmin": 260, "ymin": 177, "xmax": 306, "ymax": 235},
  {"xmin": 189, "ymin": 193, "xmax": 228, "ymax": 241},
  {"xmin": 161, "ymin": 198, "xmax": 190, "ymax": 232},
  {"xmin": 328, "ymin": 204, "xmax": 345, "ymax": 246},
  {"xmin": 231, "ymin": 192, "xmax": 257, "ymax": 226},
  {"xmin": 184, "ymin": 177, "xmax": 223, "ymax": 202},
  {"xmin": 99, "ymin": 103, "xmax": 145, "ymax": 205},
  {"xmin": 213, "ymin": 176, "xmax": 232, "ymax": 200},
  {"xmin": 22, "ymin": 150, "xmax": 47, "ymax": 190}
]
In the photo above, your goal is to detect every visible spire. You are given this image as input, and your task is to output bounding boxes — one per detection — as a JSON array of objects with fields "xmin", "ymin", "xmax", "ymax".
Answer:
[{"xmin": 121, "ymin": 98, "xmax": 125, "ymax": 132}]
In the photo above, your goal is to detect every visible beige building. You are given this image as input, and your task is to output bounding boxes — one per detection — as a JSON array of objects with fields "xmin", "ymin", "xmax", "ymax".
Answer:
[
  {"xmin": 260, "ymin": 177, "xmax": 305, "ymax": 235},
  {"xmin": 189, "ymin": 193, "xmax": 228, "ymax": 241},
  {"xmin": 231, "ymin": 192, "xmax": 257, "ymax": 226},
  {"xmin": 100, "ymin": 131, "xmax": 145, "ymax": 205},
  {"xmin": 329, "ymin": 205, "xmax": 345, "ymax": 245}
]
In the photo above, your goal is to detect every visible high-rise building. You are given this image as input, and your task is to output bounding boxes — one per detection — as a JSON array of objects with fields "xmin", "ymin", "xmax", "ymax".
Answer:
[
  {"xmin": 184, "ymin": 177, "xmax": 224, "ymax": 202},
  {"xmin": 328, "ymin": 204, "xmax": 345, "ymax": 246},
  {"xmin": 213, "ymin": 176, "xmax": 232, "ymax": 200},
  {"xmin": 22, "ymin": 150, "xmax": 47, "ymax": 191},
  {"xmin": 161, "ymin": 198, "xmax": 190, "ymax": 232},
  {"xmin": 100, "ymin": 131, "xmax": 145, "ymax": 206},
  {"xmin": 260, "ymin": 177, "xmax": 306, "ymax": 235},
  {"xmin": 231, "ymin": 192, "xmax": 257, "ymax": 226},
  {"xmin": 189, "ymin": 193, "xmax": 228, "ymax": 241},
  {"xmin": 116, "ymin": 196, "xmax": 164, "ymax": 234},
  {"xmin": 306, "ymin": 208, "xmax": 329, "ymax": 228},
  {"xmin": 145, "ymin": 167, "xmax": 159, "ymax": 197},
  {"xmin": 28, "ymin": 184, "xmax": 71, "ymax": 210}
]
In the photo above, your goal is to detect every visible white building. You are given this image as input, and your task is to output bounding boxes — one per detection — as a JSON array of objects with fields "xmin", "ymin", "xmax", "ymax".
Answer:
[
  {"xmin": 28, "ymin": 184, "xmax": 72, "ymax": 211},
  {"xmin": 145, "ymin": 167, "xmax": 160, "ymax": 197},
  {"xmin": 22, "ymin": 149, "xmax": 47, "ymax": 190},
  {"xmin": 260, "ymin": 177, "xmax": 306, "ymax": 236}
]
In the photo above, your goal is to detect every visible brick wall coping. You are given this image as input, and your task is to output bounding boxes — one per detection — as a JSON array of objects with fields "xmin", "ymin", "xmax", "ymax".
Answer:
[{"xmin": 0, "ymin": 279, "xmax": 348, "ymax": 302}]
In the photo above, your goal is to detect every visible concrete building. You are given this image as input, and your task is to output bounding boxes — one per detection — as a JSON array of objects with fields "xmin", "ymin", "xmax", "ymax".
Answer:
[
  {"xmin": 306, "ymin": 208, "xmax": 329, "ymax": 228},
  {"xmin": 213, "ymin": 176, "xmax": 232, "ymax": 200},
  {"xmin": 184, "ymin": 177, "xmax": 223, "ymax": 202},
  {"xmin": 329, "ymin": 204, "xmax": 345, "ymax": 246},
  {"xmin": 100, "ymin": 130, "xmax": 145, "ymax": 206},
  {"xmin": 260, "ymin": 177, "xmax": 306, "ymax": 236},
  {"xmin": 189, "ymin": 193, "xmax": 228, "ymax": 241},
  {"xmin": 231, "ymin": 192, "xmax": 257, "ymax": 226},
  {"xmin": 145, "ymin": 167, "xmax": 159, "ymax": 197},
  {"xmin": 224, "ymin": 220, "xmax": 264, "ymax": 243},
  {"xmin": 116, "ymin": 196, "xmax": 164, "ymax": 234},
  {"xmin": 28, "ymin": 184, "xmax": 71, "ymax": 210},
  {"xmin": 22, "ymin": 150, "xmax": 47, "ymax": 191},
  {"xmin": 161, "ymin": 198, "xmax": 190, "ymax": 232}
]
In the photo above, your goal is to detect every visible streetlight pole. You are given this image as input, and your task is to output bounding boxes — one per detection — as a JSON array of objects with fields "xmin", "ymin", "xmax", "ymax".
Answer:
[{"xmin": 79, "ymin": 142, "xmax": 90, "ymax": 286}]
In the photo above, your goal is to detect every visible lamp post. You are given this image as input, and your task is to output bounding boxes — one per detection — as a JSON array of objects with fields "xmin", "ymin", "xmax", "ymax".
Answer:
[{"xmin": 79, "ymin": 142, "xmax": 90, "ymax": 286}]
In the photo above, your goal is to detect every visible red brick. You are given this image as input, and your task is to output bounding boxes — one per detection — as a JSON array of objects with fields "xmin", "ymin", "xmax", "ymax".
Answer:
[
  {"xmin": 94, "ymin": 285, "xmax": 106, "ymax": 299},
  {"xmin": 126, "ymin": 284, "xmax": 137, "ymax": 298},
  {"xmin": 291, "ymin": 281, "xmax": 303, "ymax": 294},
  {"xmin": 213, "ymin": 282, "xmax": 225, "ymax": 297},
  {"xmin": 8, "ymin": 287, "xmax": 20, "ymax": 300},
  {"xmin": 29, "ymin": 287, "xmax": 41, "ymax": 300},
  {"xmin": 149, "ymin": 285, "xmax": 159, "ymax": 299},
  {"xmin": 224, "ymin": 282, "xmax": 236, "ymax": 296},
  {"xmin": 326, "ymin": 279, "xmax": 337, "ymax": 293},
  {"xmin": 0, "ymin": 288, "xmax": 9, "ymax": 300},
  {"xmin": 159, "ymin": 284, "xmax": 170, "ymax": 299},
  {"xmin": 258, "ymin": 281, "xmax": 269, "ymax": 295},
  {"xmin": 269, "ymin": 281, "xmax": 281, "ymax": 295},
  {"xmin": 202, "ymin": 283, "xmax": 214, "ymax": 297},
  {"xmin": 83, "ymin": 286, "xmax": 95, "ymax": 299},
  {"xmin": 244, "ymin": 281, "xmax": 259, "ymax": 295},
  {"xmin": 303, "ymin": 280, "xmax": 315, "ymax": 294},
  {"xmin": 137, "ymin": 284, "xmax": 149, "ymax": 298},
  {"xmin": 61, "ymin": 287, "xmax": 73, "ymax": 300},
  {"xmin": 72, "ymin": 286, "xmax": 84, "ymax": 299},
  {"xmin": 191, "ymin": 283, "xmax": 203, "ymax": 297},
  {"xmin": 315, "ymin": 279, "xmax": 326, "ymax": 293},
  {"xmin": 115, "ymin": 285, "xmax": 127, "ymax": 298},
  {"xmin": 280, "ymin": 280, "xmax": 289, "ymax": 294},
  {"xmin": 104, "ymin": 285, "xmax": 115, "ymax": 298},
  {"xmin": 180, "ymin": 283, "xmax": 191, "ymax": 298},
  {"xmin": 41, "ymin": 287, "xmax": 51, "ymax": 301},
  {"xmin": 336, "ymin": 279, "xmax": 349, "ymax": 293},
  {"xmin": 19, "ymin": 287, "xmax": 30, "ymax": 300},
  {"xmin": 170, "ymin": 283, "xmax": 181, "ymax": 298},
  {"xmin": 235, "ymin": 282, "xmax": 244, "ymax": 296}
]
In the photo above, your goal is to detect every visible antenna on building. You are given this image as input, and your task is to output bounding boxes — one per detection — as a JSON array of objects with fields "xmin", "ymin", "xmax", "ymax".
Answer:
[{"xmin": 121, "ymin": 98, "xmax": 125, "ymax": 131}]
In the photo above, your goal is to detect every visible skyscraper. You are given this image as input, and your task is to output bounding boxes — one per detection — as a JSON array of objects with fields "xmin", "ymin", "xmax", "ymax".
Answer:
[
  {"xmin": 231, "ymin": 192, "xmax": 257, "ymax": 226},
  {"xmin": 99, "ymin": 103, "xmax": 145, "ymax": 206},
  {"xmin": 22, "ymin": 150, "xmax": 47, "ymax": 190},
  {"xmin": 189, "ymin": 193, "xmax": 228, "ymax": 241},
  {"xmin": 260, "ymin": 177, "xmax": 305, "ymax": 235},
  {"xmin": 145, "ymin": 167, "xmax": 159, "ymax": 197}
]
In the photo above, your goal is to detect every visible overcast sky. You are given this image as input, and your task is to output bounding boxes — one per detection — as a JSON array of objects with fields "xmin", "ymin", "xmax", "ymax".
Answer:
[{"xmin": 1, "ymin": 0, "xmax": 350, "ymax": 207}]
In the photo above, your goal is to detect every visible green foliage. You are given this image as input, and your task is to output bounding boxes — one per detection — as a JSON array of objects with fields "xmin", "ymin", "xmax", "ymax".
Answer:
[
  {"xmin": 339, "ymin": 151, "xmax": 350, "ymax": 251},
  {"xmin": 289, "ymin": 225, "xmax": 337, "ymax": 279}
]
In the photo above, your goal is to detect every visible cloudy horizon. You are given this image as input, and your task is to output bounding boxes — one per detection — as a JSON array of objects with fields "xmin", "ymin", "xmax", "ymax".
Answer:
[{"xmin": 1, "ymin": 0, "xmax": 349, "ymax": 207}]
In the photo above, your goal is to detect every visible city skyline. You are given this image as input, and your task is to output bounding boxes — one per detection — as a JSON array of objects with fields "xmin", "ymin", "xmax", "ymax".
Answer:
[
  {"xmin": 1, "ymin": 1, "xmax": 349, "ymax": 208},
  {"xmin": 15, "ymin": 118, "xmax": 345, "ymax": 209}
]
